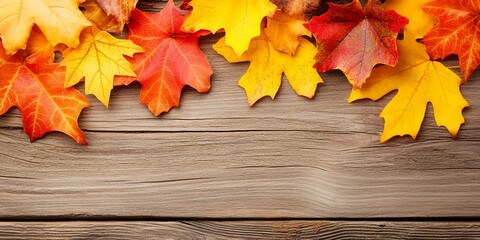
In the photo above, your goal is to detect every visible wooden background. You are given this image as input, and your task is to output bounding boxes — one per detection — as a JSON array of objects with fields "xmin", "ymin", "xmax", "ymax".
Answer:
[{"xmin": 1, "ymin": 0, "xmax": 479, "ymax": 238}]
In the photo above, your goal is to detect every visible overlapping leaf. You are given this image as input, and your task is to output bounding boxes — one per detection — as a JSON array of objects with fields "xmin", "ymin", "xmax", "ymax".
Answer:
[
  {"xmin": 349, "ymin": 32, "xmax": 468, "ymax": 142},
  {"xmin": 384, "ymin": 0, "xmax": 436, "ymax": 39},
  {"xmin": 0, "ymin": 0, "xmax": 91, "ymax": 55},
  {"xmin": 0, "ymin": 0, "xmax": 475, "ymax": 145},
  {"xmin": 181, "ymin": 0, "xmax": 277, "ymax": 56},
  {"xmin": 422, "ymin": 0, "xmax": 480, "ymax": 81},
  {"xmin": 265, "ymin": 10, "xmax": 311, "ymax": 55},
  {"xmin": 81, "ymin": 0, "xmax": 139, "ymax": 33},
  {"xmin": 115, "ymin": 0, "xmax": 212, "ymax": 116},
  {"xmin": 61, "ymin": 26, "xmax": 143, "ymax": 107},
  {"xmin": 213, "ymin": 31, "xmax": 322, "ymax": 106},
  {"xmin": 270, "ymin": 0, "xmax": 320, "ymax": 16},
  {"xmin": 0, "ymin": 33, "xmax": 89, "ymax": 144},
  {"xmin": 305, "ymin": 0, "xmax": 408, "ymax": 88}
]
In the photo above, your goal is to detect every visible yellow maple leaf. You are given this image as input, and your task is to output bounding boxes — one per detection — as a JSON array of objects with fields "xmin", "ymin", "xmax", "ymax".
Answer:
[
  {"xmin": 213, "ymin": 31, "xmax": 322, "ymax": 106},
  {"xmin": 0, "ymin": 0, "xmax": 91, "ymax": 55},
  {"xmin": 265, "ymin": 11, "xmax": 311, "ymax": 55},
  {"xmin": 384, "ymin": 0, "xmax": 436, "ymax": 39},
  {"xmin": 61, "ymin": 26, "xmax": 144, "ymax": 107},
  {"xmin": 182, "ymin": 0, "xmax": 276, "ymax": 56},
  {"xmin": 81, "ymin": 0, "xmax": 138, "ymax": 33},
  {"xmin": 349, "ymin": 31, "xmax": 469, "ymax": 142}
]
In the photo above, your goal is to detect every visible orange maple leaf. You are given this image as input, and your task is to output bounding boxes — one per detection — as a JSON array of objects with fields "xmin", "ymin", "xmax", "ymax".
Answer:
[
  {"xmin": 265, "ymin": 1, "xmax": 317, "ymax": 54},
  {"xmin": 0, "ymin": 33, "xmax": 89, "ymax": 144},
  {"xmin": 422, "ymin": 0, "xmax": 480, "ymax": 81},
  {"xmin": 115, "ymin": 0, "xmax": 212, "ymax": 116},
  {"xmin": 265, "ymin": 10, "xmax": 312, "ymax": 55}
]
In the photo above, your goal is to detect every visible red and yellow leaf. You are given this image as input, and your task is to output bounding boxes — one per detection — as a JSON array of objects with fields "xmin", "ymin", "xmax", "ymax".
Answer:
[
  {"xmin": 422, "ymin": 0, "xmax": 480, "ymax": 81},
  {"xmin": 115, "ymin": 0, "xmax": 212, "ymax": 116},
  {"xmin": 305, "ymin": 0, "xmax": 408, "ymax": 88},
  {"xmin": 349, "ymin": 31, "xmax": 468, "ymax": 142}
]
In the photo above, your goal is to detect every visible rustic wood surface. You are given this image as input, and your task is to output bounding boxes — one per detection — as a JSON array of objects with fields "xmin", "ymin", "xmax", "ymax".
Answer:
[
  {"xmin": 1, "ymin": 221, "xmax": 480, "ymax": 239},
  {"xmin": 1, "ymin": 0, "xmax": 479, "ymax": 237}
]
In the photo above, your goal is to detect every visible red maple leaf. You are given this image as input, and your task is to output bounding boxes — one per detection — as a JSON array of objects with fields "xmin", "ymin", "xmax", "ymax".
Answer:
[
  {"xmin": 0, "ymin": 43, "xmax": 89, "ymax": 144},
  {"xmin": 305, "ymin": 0, "xmax": 408, "ymax": 88},
  {"xmin": 422, "ymin": 0, "xmax": 480, "ymax": 81},
  {"xmin": 115, "ymin": 0, "xmax": 212, "ymax": 116}
]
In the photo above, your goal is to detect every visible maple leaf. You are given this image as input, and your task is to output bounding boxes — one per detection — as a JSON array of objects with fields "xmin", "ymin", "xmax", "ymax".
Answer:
[
  {"xmin": 422, "ymin": 0, "xmax": 480, "ymax": 81},
  {"xmin": 213, "ymin": 31, "xmax": 322, "ymax": 106},
  {"xmin": 265, "ymin": 11, "xmax": 311, "ymax": 55},
  {"xmin": 61, "ymin": 26, "xmax": 143, "ymax": 107},
  {"xmin": 0, "ymin": 39, "xmax": 89, "ymax": 144},
  {"xmin": 115, "ymin": 0, "xmax": 212, "ymax": 116},
  {"xmin": 349, "ymin": 31, "xmax": 468, "ymax": 142},
  {"xmin": 384, "ymin": 0, "xmax": 436, "ymax": 39},
  {"xmin": 81, "ymin": 0, "xmax": 138, "ymax": 33},
  {"xmin": 25, "ymin": 26, "xmax": 56, "ymax": 62},
  {"xmin": 181, "ymin": 0, "xmax": 277, "ymax": 56},
  {"xmin": 304, "ymin": 0, "xmax": 408, "ymax": 88},
  {"xmin": 0, "ymin": 0, "xmax": 91, "ymax": 55}
]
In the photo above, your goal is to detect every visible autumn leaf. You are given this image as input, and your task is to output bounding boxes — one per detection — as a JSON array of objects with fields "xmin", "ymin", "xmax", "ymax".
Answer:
[
  {"xmin": 305, "ymin": 0, "xmax": 408, "ymax": 88},
  {"xmin": 0, "ymin": 39, "xmax": 90, "ymax": 144},
  {"xmin": 179, "ymin": 0, "xmax": 192, "ymax": 10},
  {"xmin": 213, "ymin": 31, "xmax": 322, "ymax": 106},
  {"xmin": 25, "ymin": 26, "xmax": 56, "ymax": 62},
  {"xmin": 384, "ymin": 0, "xmax": 436, "ymax": 39},
  {"xmin": 115, "ymin": 0, "xmax": 212, "ymax": 116},
  {"xmin": 265, "ymin": 11, "xmax": 311, "ymax": 55},
  {"xmin": 181, "ymin": 0, "xmax": 277, "ymax": 56},
  {"xmin": 81, "ymin": 0, "xmax": 138, "ymax": 33},
  {"xmin": 349, "ymin": 31, "xmax": 468, "ymax": 142},
  {"xmin": 61, "ymin": 26, "xmax": 143, "ymax": 107},
  {"xmin": 270, "ymin": 0, "xmax": 321, "ymax": 16},
  {"xmin": 265, "ymin": 0, "xmax": 322, "ymax": 54},
  {"xmin": 422, "ymin": 0, "xmax": 480, "ymax": 81},
  {"xmin": 0, "ymin": 0, "xmax": 91, "ymax": 55},
  {"xmin": 96, "ymin": 0, "xmax": 137, "ymax": 21}
]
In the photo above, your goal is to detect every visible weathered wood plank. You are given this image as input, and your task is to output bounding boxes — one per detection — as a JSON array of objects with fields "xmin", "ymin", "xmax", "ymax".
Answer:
[
  {"xmin": 0, "ymin": 0, "xmax": 479, "ymax": 220},
  {"xmin": 1, "ymin": 221, "xmax": 479, "ymax": 239},
  {"xmin": 1, "ymin": 129, "xmax": 479, "ymax": 218}
]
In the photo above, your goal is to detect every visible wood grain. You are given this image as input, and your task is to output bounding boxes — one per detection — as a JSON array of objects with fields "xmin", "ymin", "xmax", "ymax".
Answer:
[
  {"xmin": 1, "ymin": 221, "xmax": 480, "ymax": 239},
  {"xmin": 1, "ymin": 128, "xmax": 480, "ymax": 218},
  {"xmin": 0, "ymin": 0, "xmax": 479, "ymax": 220}
]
